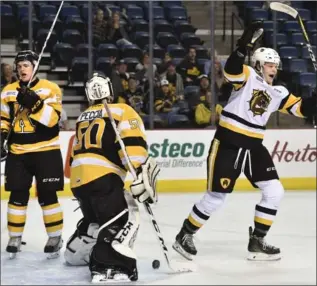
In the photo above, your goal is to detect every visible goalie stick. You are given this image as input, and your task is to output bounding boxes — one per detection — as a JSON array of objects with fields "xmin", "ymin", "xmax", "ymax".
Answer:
[
  {"xmin": 103, "ymin": 102, "xmax": 194, "ymax": 274},
  {"xmin": 269, "ymin": 2, "xmax": 317, "ymax": 72},
  {"xmin": 3, "ymin": 1, "xmax": 65, "ymax": 152}
]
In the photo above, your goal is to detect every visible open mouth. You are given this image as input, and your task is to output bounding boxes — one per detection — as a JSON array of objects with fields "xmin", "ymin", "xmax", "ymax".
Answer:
[{"xmin": 268, "ymin": 74, "xmax": 275, "ymax": 79}]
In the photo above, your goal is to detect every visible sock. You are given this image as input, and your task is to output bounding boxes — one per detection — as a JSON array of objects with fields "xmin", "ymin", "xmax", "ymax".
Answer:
[
  {"xmin": 253, "ymin": 204, "xmax": 277, "ymax": 238},
  {"xmin": 41, "ymin": 202, "xmax": 63, "ymax": 237},
  {"xmin": 7, "ymin": 202, "xmax": 27, "ymax": 237},
  {"xmin": 183, "ymin": 204, "xmax": 210, "ymax": 234}
]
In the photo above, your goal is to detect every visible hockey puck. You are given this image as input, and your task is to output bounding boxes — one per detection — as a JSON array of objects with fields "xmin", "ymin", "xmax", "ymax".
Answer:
[{"xmin": 152, "ymin": 259, "xmax": 160, "ymax": 269}]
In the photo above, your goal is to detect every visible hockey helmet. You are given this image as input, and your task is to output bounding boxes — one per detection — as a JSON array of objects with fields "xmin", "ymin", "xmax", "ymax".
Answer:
[
  {"xmin": 85, "ymin": 72, "xmax": 114, "ymax": 103},
  {"xmin": 251, "ymin": 47, "xmax": 281, "ymax": 71},
  {"xmin": 14, "ymin": 50, "xmax": 39, "ymax": 70}
]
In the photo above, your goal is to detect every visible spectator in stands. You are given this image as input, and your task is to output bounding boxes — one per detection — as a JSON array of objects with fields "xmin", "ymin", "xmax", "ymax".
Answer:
[
  {"xmin": 92, "ymin": 8, "xmax": 109, "ymax": 46},
  {"xmin": 157, "ymin": 52, "xmax": 173, "ymax": 76},
  {"xmin": 107, "ymin": 11, "xmax": 132, "ymax": 48},
  {"xmin": 59, "ymin": 108, "xmax": 70, "ymax": 131},
  {"xmin": 177, "ymin": 47, "xmax": 202, "ymax": 87},
  {"xmin": 162, "ymin": 61, "xmax": 184, "ymax": 98},
  {"xmin": 118, "ymin": 76, "xmax": 147, "ymax": 115},
  {"xmin": 1, "ymin": 63, "xmax": 17, "ymax": 89},
  {"xmin": 111, "ymin": 59, "xmax": 130, "ymax": 101},
  {"xmin": 135, "ymin": 52, "xmax": 158, "ymax": 85}
]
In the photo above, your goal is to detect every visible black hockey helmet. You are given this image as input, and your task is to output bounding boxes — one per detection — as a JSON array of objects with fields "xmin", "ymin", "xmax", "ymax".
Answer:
[{"xmin": 14, "ymin": 50, "xmax": 39, "ymax": 71}]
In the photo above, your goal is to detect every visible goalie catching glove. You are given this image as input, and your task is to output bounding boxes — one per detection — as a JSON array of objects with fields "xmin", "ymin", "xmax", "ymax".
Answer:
[{"xmin": 130, "ymin": 157, "xmax": 160, "ymax": 204}]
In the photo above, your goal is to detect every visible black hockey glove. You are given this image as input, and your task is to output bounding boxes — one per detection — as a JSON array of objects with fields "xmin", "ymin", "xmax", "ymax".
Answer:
[
  {"xmin": 16, "ymin": 86, "xmax": 43, "ymax": 113},
  {"xmin": 1, "ymin": 131, "xmax": 8, "ymax": 162},
  {"xmin": 237, "ymin": 21, "xmax": 263, "ymax": 53},
  {"xmin": 300, "ymin": 90, "xmax": 317, "ymax": 117}
]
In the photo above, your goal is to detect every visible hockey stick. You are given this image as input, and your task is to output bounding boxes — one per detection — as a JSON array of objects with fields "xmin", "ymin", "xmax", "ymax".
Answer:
[
  {"xmin": 103, "ymin": 102, "xmax": 194, "ymax": 274},
  {"xmin": 269, "ymin": 2, "xmax": 317, "ymax": 72},
  {"xmin": 269, "ymin": 2, "xmax": 317, "ymax": 126},
  {"xmin": 3, "ymin": 1, "xmax": 64, "ymax": 152}
]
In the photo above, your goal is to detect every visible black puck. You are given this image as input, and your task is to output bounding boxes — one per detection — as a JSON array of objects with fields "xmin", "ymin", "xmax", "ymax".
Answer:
[{"xmin": 152, "ymin": 259, "xmax": 160, "ymax": 269}]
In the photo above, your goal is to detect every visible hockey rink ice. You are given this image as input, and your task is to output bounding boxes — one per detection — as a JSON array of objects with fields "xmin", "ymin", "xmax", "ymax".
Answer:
[{"xmin": 1, "ymin": 191, "xmax": 316, "ymax": 285}]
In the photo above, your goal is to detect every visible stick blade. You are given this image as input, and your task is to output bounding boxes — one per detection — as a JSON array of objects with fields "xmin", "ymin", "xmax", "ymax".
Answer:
[
  {"xmin": 167, "ymin": 260, "xmax": 197, "ymax": 274},
  {"xmin": 269, "ymin": 2, "xmax": 298, "ymax": 18}
]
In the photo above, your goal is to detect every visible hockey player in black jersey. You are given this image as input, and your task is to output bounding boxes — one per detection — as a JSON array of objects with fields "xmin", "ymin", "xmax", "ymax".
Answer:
[
  {"xmin": 172, "ymin": 22, "xmax": 317, "ymax": 261},
  {"xmin": 64, "ymin": 73, "xmax": 160, "ymax": 283}
]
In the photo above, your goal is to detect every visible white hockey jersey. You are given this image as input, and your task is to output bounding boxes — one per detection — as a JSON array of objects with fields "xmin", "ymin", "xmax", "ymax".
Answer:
[{"xmin": 216, "ymin": 64, "xmax": 304, "ymax": 148}]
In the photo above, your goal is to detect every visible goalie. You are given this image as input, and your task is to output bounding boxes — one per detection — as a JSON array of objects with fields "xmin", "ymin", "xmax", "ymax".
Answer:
[{"xmin": 64, "ymin": 73, "xmax": 160, "ymax": 283}]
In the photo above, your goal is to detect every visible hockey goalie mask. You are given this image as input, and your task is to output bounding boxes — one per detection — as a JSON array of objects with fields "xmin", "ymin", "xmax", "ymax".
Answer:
[
  {"xmin": 251, "ymin": 48, "xmax": 281, "ymax": 85},
  {"xmin": 85, "ymin": 73, "xmax": 114, "ymax": 103}
]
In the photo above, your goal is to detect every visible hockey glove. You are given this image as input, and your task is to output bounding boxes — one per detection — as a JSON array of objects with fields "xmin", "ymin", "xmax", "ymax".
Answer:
[
  {"xmin": 16, "ymin": 86, "xmax": 43, "ymax": 113},
  {"xmin": 130, "ymin": 157, "xmax": 160, "ymax": 204},
  {"xmin": 237, "ymin": 21, "xmax": 263, "ymax": 53},
  {"xmin": 1, "ymin": 131, "xmax": 8, "ymax": 162}
]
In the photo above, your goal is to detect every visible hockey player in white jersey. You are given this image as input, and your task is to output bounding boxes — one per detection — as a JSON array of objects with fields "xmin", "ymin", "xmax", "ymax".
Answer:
[{"xmin": 172, "ymin": 22, "xmax": 317, "ymax": 261}]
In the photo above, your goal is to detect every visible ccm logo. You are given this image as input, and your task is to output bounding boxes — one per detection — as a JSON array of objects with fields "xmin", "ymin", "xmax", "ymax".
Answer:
[{"xmin": 43, "ymin": 178, "xmax": 60, "ymax": 182}]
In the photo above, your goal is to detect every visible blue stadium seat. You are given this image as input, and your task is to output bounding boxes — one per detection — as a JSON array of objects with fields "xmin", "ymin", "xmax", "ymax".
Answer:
[
  {"xmin": 197, "ymin": 58, "xmax": 209, "ymax": 71},
  {"xmin": 133, "ymin": 31, "xmax": 150, "ymax": 49},
  {"xmin": 184, "ymin": 85, "xmax": 200, "ymax": 106},
  {"xmin": 97, "ymin": 43, "xmax": 118, "ymax": 58},
  {"xmin": 137, "ymin": 1, "xmax": 160, "ymax": 9},
  {"xmin": 76, "ymin": 43, "xmax": 94, "ymax": 58},
  {"xmin": 20, "ymin": 16, "xmax": 41, "ymax": 39},
  {"xmin": 298, "ymin": 73, "xmax": 317, "ymax": 88},
  {"xmin": 180, "ymin": 33, "xmax": 202, "ymax": 49},
  {"xmin": 62, "ymin": 29, "xmax": 82, "ymax": 47},
  {"xmin": 192, "ymin": 45, "xmax": 209, "ymax": 59},
  {"xmin": 60, "ymin": 5, "xmax": 80, "ymax": 21},
  {"xmin": 36, "ymin": 29, "xmax": 58, "ymax": 53},
  {"xmin": 250, "ymin": 8, "xmax": 268, "ymax": 22},
  {"xmin": 173, "ymin": 20, "xmax": 196, "ymax": 36},
  {"xmin": 161, "ymin": 1, "xmax": 183, "ymax": 8},
  {"xmin": 272, "ymin": 11, "xmax": 290, "ymax": 22},
  {"xmin": 291, "ymin": 33, "xmax": 306, "ymax": 46},
  {"xmin": 131, "ymin": 19, "xmax": 148, "ymax": 33},
  {"xmin": 266, "ymin": 33, "xmax": 287, "ymax": 47},
  {"xmin": 52, "ymin": 42, "xmax": 74, "ymax": 68},
  {"xmin": 17, "ymin": 4, "xmax": 32, "ymax": 20},
  {"xmin": 70, "ymin": 57, "xmax": 89, "ymax": 82},
  {"xmin": 262, "ymin": 20, "xmax": 274, "ymax": 32},
  {"xmin": 153, "ymin": 57, "xmax": 162, "ymax": 66},
  {"xmin": 65, "ymin": 15, "xmax": 85, "ymax": 34},
  {"xmin": 80, "ymin": 4, "xmax": 88, "ymax": 21},
  {"xmin": 156, "ymin": 32, "xmax": 178, "ymax": 49},
  {"xmin": 279, "ymin": 46, "xmax": 299, "ymax": 59},
  {"xmin": 297, "ymin": 9, "xmax": 311, "ymax": 21},
  {"xmin": 306, "ymin": 21, "xmax": 317, "ymax": 35},
  {"xmin": 172, "ymin": 57, "xmax": 183, "ymax": 66},
  {"xmin": 283, "ymin": 21, "xmax": 301, "ymax": 33},
  {"xmin": 165, "ymin": 6, "xmax": 187, "ymax": 22},
  {"xmin": 144, "ymin": 44, "xmax": 165, "ymax": 59},
  {"xmin": 124, "ymin": 57, "xmax": 140, "ymax": 72},
  {"xmin": 313, "ymin": 34, "xmax": 317, "ymax": 46},
  {"xmin": 167, "ymin": 44, "xmax": 186, "ymax": 58},
  {"xmin": 290, "ymin": 2, "xmax": 303, "ymax": 9},
  {"xmin": 42, "ymin": 14, "xmax": 63, "ymax": 35},
  {"xmin": 288, "ymin": 58, "xmax": 308, "ymax": 73},
  {"xmin": 246, "ymin": 1, "xmax": 264, "ymax": 8},
  {"xmin": 154, "ymin": 19, "xmax": 174, "ymax": 35},
  {"xmin": 125, "ymin": 5, "xmax": 144, "ymax": 20},
  {"xmin": 121, "ymin": 44, "xmax": 142, "ymax": 59},
  {"xmin": 144, "ymin": 5, "xmax": 165, "ymax": 21},
  {"xmin": 38, "ymin": 4, "xmax": 56, "ymax": 20},
  {"xmin": 96, "ymin": 57, "xmax": 112, "ymax": 77},
  {"xmin": 1, "ymin": 3, "xmax": 16, "ymax": 38}
]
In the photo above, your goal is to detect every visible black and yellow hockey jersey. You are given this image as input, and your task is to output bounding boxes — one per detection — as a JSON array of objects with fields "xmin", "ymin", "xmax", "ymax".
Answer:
[
  {"xmin": 0, "ymin": 78, "xmax": 62, "ymax": 154},
  {"xmin": 70, "ymin": 103, "xmax": 148, "ymax": 189},
  {"xmin": 216, "ymin": 49, "xmax": 306, "ymax": 148}
]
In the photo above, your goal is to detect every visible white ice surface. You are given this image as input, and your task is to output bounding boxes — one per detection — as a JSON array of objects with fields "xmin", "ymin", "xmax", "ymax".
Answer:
[{"xmin": 1, "ymin": 192, "xmax": 316, "ymax": 285}]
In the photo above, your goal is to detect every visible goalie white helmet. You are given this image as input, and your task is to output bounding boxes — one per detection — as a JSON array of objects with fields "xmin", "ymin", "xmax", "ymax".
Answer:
[{"xmin": 85, "ymin": 73, "xmax": 114, "ymax": 103}]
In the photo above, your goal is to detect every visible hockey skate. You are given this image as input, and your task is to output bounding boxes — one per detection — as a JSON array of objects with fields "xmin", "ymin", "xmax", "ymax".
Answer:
[
  {"xmin": 172, "ymin": 228, "xmax": 197, "ymax": 261},
  {"xmin": 247, "ymin": 226, "xmax": 281, "ymax": 261},
  {"xmin": 91, "ymin": 267, "xmax": 138, "ymax": 284},
  {"xmin": 44, "ymin": 236, "xmax": 63, "ymax": 259},
  {"xmin": 6, "ymin": 236, "xmax": 24, "ymax": 259}
]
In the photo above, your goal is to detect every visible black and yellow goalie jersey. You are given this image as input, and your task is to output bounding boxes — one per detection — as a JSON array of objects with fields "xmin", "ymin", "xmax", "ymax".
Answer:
[
  {"xmin": 70, "ymin": 103, "xmax": 148, "ymax": 189},
  {"xmin": 0, "ymin": 78, "xmax": 62, "ymax": 154}
]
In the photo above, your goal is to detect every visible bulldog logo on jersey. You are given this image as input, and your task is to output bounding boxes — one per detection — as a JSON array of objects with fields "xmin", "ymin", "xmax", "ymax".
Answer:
[{"xmin": 249, "ymin": 89, "xmax": 272, "ymax": 116}]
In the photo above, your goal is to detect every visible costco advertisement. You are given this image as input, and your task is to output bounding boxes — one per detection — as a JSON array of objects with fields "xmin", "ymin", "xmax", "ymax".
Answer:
[{"xmin": 1, "ymin": 129, "xmax": 316, "ymax": 197}]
